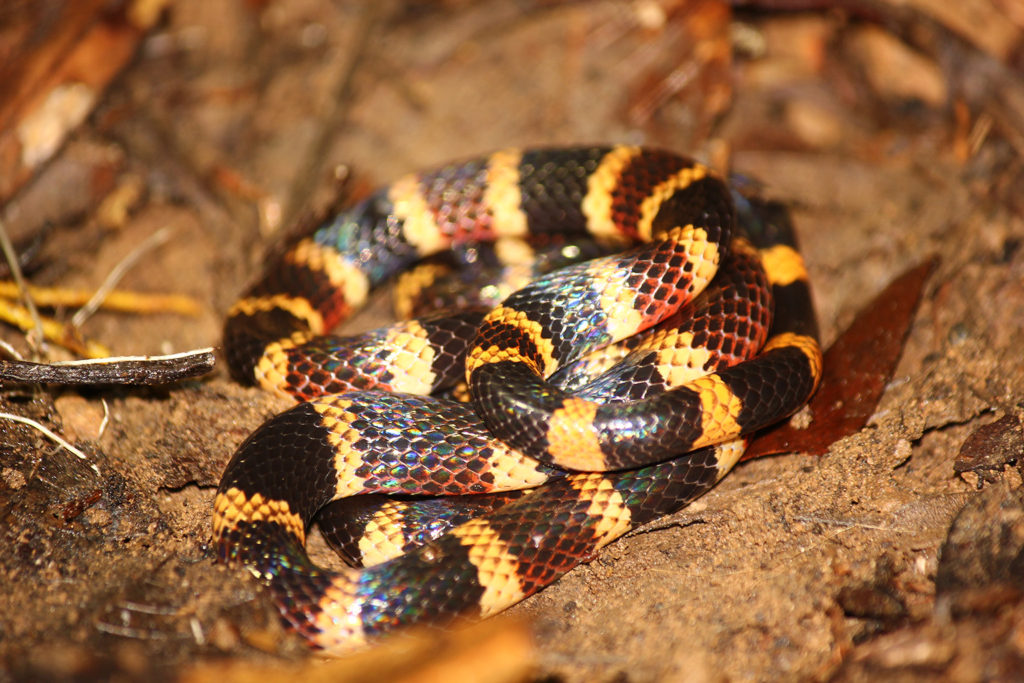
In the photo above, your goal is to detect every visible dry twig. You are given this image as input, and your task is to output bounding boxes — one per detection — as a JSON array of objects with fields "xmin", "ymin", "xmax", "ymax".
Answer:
[{"xmin": 0, "ymin": 347, "xmax": 215, "ymax": 386}]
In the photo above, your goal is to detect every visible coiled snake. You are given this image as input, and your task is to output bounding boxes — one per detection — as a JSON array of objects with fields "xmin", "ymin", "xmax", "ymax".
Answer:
[{"xmin": 212, "ymin": 146, "xmax": 822, "ymax": 652}]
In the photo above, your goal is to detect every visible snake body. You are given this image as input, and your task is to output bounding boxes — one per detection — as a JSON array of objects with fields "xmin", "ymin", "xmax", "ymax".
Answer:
[{"xmin": 213, "ymin": 146, "xmax": 822, "ymax": 652}]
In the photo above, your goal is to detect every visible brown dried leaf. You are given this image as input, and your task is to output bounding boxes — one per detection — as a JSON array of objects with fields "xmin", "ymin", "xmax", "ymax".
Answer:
[{"xmin": 744, "ymin": 256, "xmax": 939, "ymax": 459}]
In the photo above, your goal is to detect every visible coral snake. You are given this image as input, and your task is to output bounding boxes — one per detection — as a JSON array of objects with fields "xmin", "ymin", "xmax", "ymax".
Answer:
[{"xmin": 212, "ymin": 146, "xmax": 822, "ymax": 653}]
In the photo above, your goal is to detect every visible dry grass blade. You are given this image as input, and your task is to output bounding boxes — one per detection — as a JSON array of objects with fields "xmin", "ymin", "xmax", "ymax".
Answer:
[
  {"xmin": 0, "ymin": 410, "xmax": 100, "ymax": 475},
  {"xmin": 0, "ymin": 217, "xmax": 46, "ymax": 356},
  {"xmin": 71, "ymin": 226, "xmax": 175, "ymax": 327}
]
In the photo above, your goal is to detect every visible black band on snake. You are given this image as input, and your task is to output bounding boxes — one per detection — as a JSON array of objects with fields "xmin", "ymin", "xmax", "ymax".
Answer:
[{"xmin": 213, "ymin": 146, "xmax": 823, "ymax": 653}]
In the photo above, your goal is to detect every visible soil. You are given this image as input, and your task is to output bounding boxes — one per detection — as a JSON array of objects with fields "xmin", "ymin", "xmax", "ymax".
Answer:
[{"xmin": 2, "ymin": 1, "xmax": 1024, "ymax": 681}]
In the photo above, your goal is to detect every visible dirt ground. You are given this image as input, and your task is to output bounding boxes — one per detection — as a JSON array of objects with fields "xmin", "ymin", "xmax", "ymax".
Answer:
[{"xmin": 2, "ymin": 1, "xmax": 1024, "ymax": 681}]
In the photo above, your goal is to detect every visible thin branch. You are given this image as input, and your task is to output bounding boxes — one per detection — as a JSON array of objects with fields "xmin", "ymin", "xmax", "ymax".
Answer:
[{"xmin": 0, "ymin": 347, "xmax": 215, "ymax": 385}]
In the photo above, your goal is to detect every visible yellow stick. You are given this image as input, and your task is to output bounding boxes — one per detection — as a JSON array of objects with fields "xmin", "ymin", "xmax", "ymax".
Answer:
[
  {"xmin": 0, "ymin": 302, "xmax": 110, "ymax": 358},
  {"xmin": 0, "ymin": 281, "xmax": 202, "ymax": 316}
]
